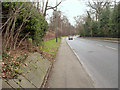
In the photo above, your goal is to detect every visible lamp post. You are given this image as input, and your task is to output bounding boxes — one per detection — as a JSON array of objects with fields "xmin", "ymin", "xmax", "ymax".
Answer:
[
  {"xmin": 55, "ymin": 0, "xmax": 58, "ymax": 42},
  {"xmin": 60, "ymin": 22, "xmax": 62, "ymax": 38}
]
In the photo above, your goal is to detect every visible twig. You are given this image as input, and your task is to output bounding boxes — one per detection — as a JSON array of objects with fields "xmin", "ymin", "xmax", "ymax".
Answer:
[{"xmin": 17, "ymin": 32, "xmax": 30, "ymax": 49}]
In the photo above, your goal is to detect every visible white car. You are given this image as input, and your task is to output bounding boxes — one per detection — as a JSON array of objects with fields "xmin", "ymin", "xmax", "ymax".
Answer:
[{"xmin": 68, "ymin": 36, "xmax": 73, "ymax": 40}]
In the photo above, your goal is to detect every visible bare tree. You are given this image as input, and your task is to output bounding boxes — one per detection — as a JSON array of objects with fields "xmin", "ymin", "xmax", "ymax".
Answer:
[
  {"xmin": 36, "ymin": 0, "xmax": 63, "ymax": 18},
  {"xmin": 49, "ymin": 10, "xmax": 77, "ymax": 36},
  {"xmin": 87, "ymin": 0, "xmax": 110, "ymax": 20}
]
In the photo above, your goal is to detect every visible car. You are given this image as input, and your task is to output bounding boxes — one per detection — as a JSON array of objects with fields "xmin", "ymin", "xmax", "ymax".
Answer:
[{"xmin": 68, "ymin": 36, "xmax": 73, "ymax": 40}]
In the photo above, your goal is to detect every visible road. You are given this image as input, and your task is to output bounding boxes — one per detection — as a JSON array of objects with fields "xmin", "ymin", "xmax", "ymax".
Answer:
[{"xmin": 66, "ymin": 36, "xmax": 118, "ymax": 88}]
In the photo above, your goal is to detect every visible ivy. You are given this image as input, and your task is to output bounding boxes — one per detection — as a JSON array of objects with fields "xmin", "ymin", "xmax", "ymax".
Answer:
[{"xmin": 2, "ymin": 52, "xmax": 28, "ymax": 79}]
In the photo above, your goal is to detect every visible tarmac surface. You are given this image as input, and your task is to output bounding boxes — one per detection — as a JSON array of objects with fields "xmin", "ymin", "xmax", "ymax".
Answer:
[{"xmin": 67, "ymin": 36, "xmax": 118, "ymax": 88}]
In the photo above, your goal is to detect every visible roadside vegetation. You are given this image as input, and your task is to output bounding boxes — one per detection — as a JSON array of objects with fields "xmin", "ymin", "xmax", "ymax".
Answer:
[
  {"xmin": 75, "ymin": 1, "xmax": 120, "ymax": 38},
  {"xmin": 1, "ymin": 0, "xmax": 65, "ymax": 79},
  {"xmin": 2, "ymin": 2, "xmax": 48, "ymax": 51},
  {"xmin": 41, "ymin": 38, "xmax": 62, "ymax": 61},
  {"xmin": 1, "ymin": 2, "xmax": 48, "ymax": 79}
]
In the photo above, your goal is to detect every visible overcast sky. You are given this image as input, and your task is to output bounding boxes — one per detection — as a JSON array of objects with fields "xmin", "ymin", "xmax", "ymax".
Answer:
[
  {"xmin": 46, "ymin": 0, "xmax": 89, "ymax": 26},
  {"xmin": 45, "ymin": 0, "xmax": 119, "ymax": 26}
]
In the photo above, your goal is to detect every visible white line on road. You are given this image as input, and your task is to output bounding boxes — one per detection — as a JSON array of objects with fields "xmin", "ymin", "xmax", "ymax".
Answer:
[
  {"xmin": 96, "ymin": 44, "xmax": 103, "ymax": 47},
  {"xmin": 103, "ymin": 40, "xmax": 118, "ymax": 43},
  {"xmin": 105, "ymin": 46, "xmax": 117, "ymax": 50},
  {"xmin": 96, "ymin": 43, "xmax": 117, "ymax": 50}
]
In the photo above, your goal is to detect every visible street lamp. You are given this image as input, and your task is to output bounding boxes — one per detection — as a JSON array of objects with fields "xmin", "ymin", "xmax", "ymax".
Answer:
[
  {"xmin": 61, "ymin": 21, "xmax": 62, "ymax": 38},
  {"xmin": 55, "ymin": 0, "xmax": 58, "ymax": 42}
]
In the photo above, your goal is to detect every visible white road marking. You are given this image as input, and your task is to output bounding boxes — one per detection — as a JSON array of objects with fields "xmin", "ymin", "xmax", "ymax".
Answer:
[
  {"xmin": 104, "ymin": 40, "xmax": 111, "ymax": 42},
  {"xmin": 104, "ymin": 40, "xmax": 118, "ymax": 43},
  {"xmin": 96, "ymin": 43, "xmax": 117, "ymax": 50},
  {"xmin": 105, "ymin": 46, "xmax": 117, "ymax": 50},
  {"xmin": 96, "ymin": 44, "xmax": 103, "ymax": 47}
]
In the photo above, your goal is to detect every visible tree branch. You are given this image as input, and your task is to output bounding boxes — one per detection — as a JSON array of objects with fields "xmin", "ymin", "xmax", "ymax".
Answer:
[
  {"xmin": 47, "ymin": 1, "xmax": 62, "ymax": 10},
  {"xmin": 17, "ymin": 32, "xmax": 30, "ymax": 49}
]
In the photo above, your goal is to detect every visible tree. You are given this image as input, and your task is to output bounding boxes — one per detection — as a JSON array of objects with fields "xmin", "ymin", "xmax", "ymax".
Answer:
[
  {"xmin": 118, "ymin": 2, "xmax": 120, "ymax": 38},
  {"xmin": 49, "ymin": 10, "xmax": 76, "ymax": 37},
  {"xmin": 87, "ymin": 0, "xmax": 110, "ymax": 21},
  {"xmin": 98, "ymin": 4, "xmax": 111, "ymax": 37},
  {"xmin": 1, "ymin": 2, "xmax": 48, "ymax": 52},
  {"xmin": 35, "ymin": 0, "xmax": 63, "ymax": 18},
  {"xmin": 75, "ymin": 1, "xmax": 119, "ymax": 38}
]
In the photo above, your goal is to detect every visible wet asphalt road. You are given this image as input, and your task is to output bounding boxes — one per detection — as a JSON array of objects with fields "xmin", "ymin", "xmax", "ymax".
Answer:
[{"xmin": 66, "ymin": 36, "xmax": 118, "ymax": 88}]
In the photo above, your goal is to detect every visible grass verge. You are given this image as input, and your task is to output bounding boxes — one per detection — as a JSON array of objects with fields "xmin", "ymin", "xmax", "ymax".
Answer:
[{"xmin": 40, "ymin": 38, "xmax": 62, "ymax": 61}]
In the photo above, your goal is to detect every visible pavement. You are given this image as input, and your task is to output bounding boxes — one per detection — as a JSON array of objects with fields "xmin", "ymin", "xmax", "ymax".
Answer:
[
  {"xmin": 67, "ymin": 36, "xmax": 118, "ymax": 88},
  {"xmin": 47, "ymin": 38, "xmax": 94, "ymax": 88}
]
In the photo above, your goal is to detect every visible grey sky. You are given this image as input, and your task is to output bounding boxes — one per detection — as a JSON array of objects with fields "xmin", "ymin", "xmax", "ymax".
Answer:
[
  {"xmin": 46, "ymin": 0, "xmax": 89, "ymax": 26},
  {"xmin": 46, "ymin": 0, "xmax": 119, "ymax": 26}
]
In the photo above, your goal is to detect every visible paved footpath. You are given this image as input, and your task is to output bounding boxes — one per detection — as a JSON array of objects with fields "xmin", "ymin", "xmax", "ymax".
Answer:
[{"xmin": 47, "ymin": 38, "xmax": 95, "ymax": 88}]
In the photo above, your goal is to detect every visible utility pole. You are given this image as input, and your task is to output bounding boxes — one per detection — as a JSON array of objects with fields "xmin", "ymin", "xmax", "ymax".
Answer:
[{"xmin": 55, "ymin": 0, "xmax": 58, "ymax": 42}]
